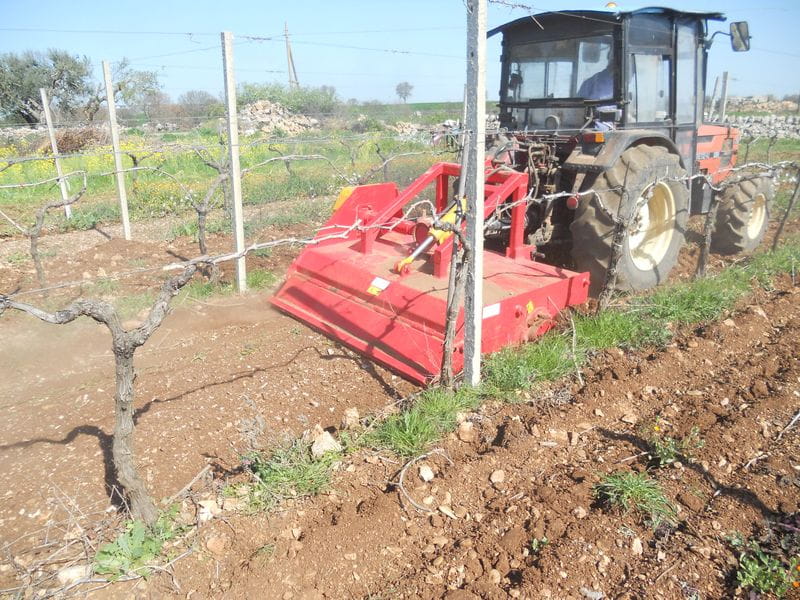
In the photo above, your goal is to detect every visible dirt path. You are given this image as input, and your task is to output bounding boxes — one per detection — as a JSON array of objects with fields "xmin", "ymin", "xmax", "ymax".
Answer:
[{"xmin": 158, "ymin": 281, "xmax": 799, "ymax": 600}]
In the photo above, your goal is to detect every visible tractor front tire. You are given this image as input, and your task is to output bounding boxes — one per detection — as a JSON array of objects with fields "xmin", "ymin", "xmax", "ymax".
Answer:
[
  {"xmin": 570, "ymin": 145, "xmax": 689, "ymax": 295},
  {"xmin": 711, "ymin": 177, "xmax": 772, "ymax": 255}
]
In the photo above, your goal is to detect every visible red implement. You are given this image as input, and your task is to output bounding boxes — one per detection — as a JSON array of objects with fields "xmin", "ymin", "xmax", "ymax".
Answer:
[{"xmin": 271, "ymin": 162, "xmax": 590, "ymax": 384}]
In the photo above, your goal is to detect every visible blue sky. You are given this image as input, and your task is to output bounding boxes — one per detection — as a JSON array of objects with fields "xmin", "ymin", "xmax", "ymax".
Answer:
[{"xmin": 1, "ymin": 0, "xmax": 798, "ymax": 104}]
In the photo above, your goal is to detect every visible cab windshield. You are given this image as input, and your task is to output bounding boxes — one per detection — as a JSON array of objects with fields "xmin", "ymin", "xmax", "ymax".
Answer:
[{"xmin": 506, "ymin": 35, "xmax": 614, "ymax": 101}]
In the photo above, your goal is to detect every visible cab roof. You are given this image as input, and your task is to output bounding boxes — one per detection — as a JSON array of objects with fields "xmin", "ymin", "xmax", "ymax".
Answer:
[{"xmin": 487, "ymin": 7, "xmax": 726, "ymax": 38}]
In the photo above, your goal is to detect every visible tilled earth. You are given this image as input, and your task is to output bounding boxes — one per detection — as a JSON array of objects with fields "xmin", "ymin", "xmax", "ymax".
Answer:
[{"xmin": 0, "ymin": 213, "xmax": 798, "ymax": 599}]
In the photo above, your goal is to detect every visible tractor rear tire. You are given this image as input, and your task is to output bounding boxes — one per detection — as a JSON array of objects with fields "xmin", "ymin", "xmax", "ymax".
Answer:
[
  {"xmin": 711, "ymin": 177, "xmax": 772, "ymax": 255},
  {"xmin": 570, "ymin": 145, "xmax": 689, "ymax": 295}
]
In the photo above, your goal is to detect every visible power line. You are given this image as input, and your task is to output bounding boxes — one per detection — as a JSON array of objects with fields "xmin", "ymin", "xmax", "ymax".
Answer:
[{"xmin": 242, "ymin": 35, "xmax": 463, "ymax": 60}]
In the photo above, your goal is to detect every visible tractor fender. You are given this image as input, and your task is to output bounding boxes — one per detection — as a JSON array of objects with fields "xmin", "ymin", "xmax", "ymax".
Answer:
[{"xmin": 563, "ymin": 130, "xmax": 685, "ymax": 180}]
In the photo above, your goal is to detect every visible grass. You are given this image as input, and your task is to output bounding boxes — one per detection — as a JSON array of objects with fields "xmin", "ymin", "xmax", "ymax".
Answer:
[
  {"xmin": 178, "ymin": 268, "xmax": 277, "ymax": 300},
  {"xmin": 115, "ymin": 291, "xmax": 157, "ymax": 320},
  {"xmin": 594, "ymin": 472, "xmax": 678, "ymax": 527},
  {"xmin": 240, "ymin": 438, "xmax": 343, "ymax": 510},
  {"xmin": 368, "ymin": 387, "xmax": 481, "ymax": 456}
]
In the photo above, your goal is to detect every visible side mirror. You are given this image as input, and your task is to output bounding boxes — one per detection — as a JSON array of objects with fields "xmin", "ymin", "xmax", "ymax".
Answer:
[{"xmin": 730, "ymin": 21, "xmax": 750, "ymax": 52}]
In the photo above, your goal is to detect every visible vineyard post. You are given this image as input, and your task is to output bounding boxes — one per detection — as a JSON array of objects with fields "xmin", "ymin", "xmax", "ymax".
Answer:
[
  {"xmin": 463, "ymin": 0, "xmax": 486, "ymax": 387},
  {"xmin": 39, "ymin": 88, "xmax": 72, "ymax": 219},
  {"xmin": 102, "ymin": 60, "xmax": 132, "ymax": 240},
  {"xmin": 221, "ymin": 31, "xmax": 247, "ymax": 292}
]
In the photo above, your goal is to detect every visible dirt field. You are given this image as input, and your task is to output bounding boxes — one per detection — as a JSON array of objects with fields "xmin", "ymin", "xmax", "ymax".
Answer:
[{"xmin": 0, "ymin": 208, "xmax": 798, "ymax": 599}]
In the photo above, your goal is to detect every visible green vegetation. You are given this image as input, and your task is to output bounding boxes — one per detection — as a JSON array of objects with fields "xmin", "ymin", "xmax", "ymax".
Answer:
[
  {"xmin": 594, "ymin": 472, "xmax": 678, "ymax": 527},
  {"xmin": 646, "ymin": 420, "xmax": 704, "ymax": 467},
  {"xmin": 177, "ymin": 268, "xmax": 278, "ymax": 301},
  {"xmin": 237, "ymin": 82, "xmax": 340, "ymax": 114},
  {"xmin": 238, "ymin": 438, "xmax": 343, "ymax": 510},
  {"xmin": 369, "ymin": 387, "xmax": 481, "ymax": 456},
  {"xmin": 530, "ymin": 537, "xmax": 549, "ymax": 554},
  {"xmin": 736, "ymin": 545, "xmax": 798, "ymax": 597},
  {"xmin": 93, "ymin": 507, "xmax": 182, "ymax": 579}
]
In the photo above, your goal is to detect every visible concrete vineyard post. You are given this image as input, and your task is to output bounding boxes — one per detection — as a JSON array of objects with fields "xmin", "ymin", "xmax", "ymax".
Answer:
[
  {"xmin": 39, "ymin": 88, "xmax": 72, "ymax": 219},
  {"xmin": 102, "ymin": 60, "xmax": 131, "ymax": 240},
  {"xmin": 464, "ymin": 0, "xmax": 487, "ymax": 387},
  {"xmin": 221, "ymin": 31, "xmax": 247, "ymax": 293}
]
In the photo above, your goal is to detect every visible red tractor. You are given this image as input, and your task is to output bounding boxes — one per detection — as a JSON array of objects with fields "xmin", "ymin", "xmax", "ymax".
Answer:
[
  {"xmin": 272, "ymin": 8, "xmax": 769, "ymax": 383},
  {"xmin": 490, "ymin": 7, "xmax": 769, "ymax": 293}
]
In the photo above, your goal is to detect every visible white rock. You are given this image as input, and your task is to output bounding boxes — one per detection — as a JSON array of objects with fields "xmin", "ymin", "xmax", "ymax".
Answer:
[
  {"xmin": 341, "ymin": 408, "xmax": 360, "ymax": 429},
  {"xmin": 457, "ymin": 421, "xmax": 477, "ymax": 443},
  {"xmin": 419, "ymin": 464, "xmax": 435, "ymax": 482},
  {"xmin": 310, "ymin": 425, "xmax": 342, "ymax": 457},
  {"xmin": 631, "ymin": 537, "xmax": 643, "ymax": 556},
  {"xmin": 197, "ymin": 499, "xmax": 221, "ymax": 522},
  {"xmin": 57, "ymin": 564, "xmax": 90, "ymax": 586},
  {"xmin": 489, "ymin": 470, "xmax": 506, "ymax": 484}
]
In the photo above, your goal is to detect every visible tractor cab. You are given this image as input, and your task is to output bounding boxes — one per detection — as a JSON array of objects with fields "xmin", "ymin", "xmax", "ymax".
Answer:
[{"xmin": 491, "ymin": 8, "xmax": 750, "ymax": 170}]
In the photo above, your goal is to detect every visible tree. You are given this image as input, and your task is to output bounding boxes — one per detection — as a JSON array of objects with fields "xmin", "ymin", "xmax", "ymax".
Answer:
[
  {"xmin": 83, "ymin": 58, "xmax": 160, "ymax": 122},
  {"xmin": 396, "ymin": 81, "xmax": 413, "ymax": 103},
  {"xmin": 177, "ymin": 90, "xmax": 224, "ymax": 121},
  {"xmin": 0, "ymin": 49, "xmax": 91, "ymax": 125}
]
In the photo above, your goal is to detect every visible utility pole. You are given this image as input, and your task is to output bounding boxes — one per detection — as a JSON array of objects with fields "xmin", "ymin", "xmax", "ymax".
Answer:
[
  {"xmin": 102, "ymin": 60, "xmax": 131, "ymax": 240},
  {"xmin": 221, "ymin": 31, "xmax": 247, "ymax": 292},
  {"xmin": 39, "ymin": 88, "xmax": 72, "ymax": 219},
  {"xmin": 463, "ymin": 0, "xmax": 486, "ymax": 387},
  {"xmin": 285, "ymin": 23, "xmax": 299, "ymax": 88}
]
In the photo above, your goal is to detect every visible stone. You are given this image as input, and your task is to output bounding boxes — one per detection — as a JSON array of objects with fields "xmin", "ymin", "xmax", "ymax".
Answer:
[
  {"xmin": 57, "ymin": 564, "xmax": 90, "ymax": 586},
  {"xmin": 341, "ymin": 407, "xmax": 360, "ymax": 429},
  {"xmin": 678, "ymin": 491, "xmax": 705, "ymax": 512},
  {"xmin": 621, "ymin": 413, "xmax": 638, "ymax": 425},
  {"xmin": 197, "ymin": 499, "xmax": 221, "ymax": 522},
  {"xmin": 310, "ymin": 425, "xmax": 342, "ymax": 457},
  {"xmin": 489, "ymin": 470, "xmax": 506, "ymax": 484},
  {"xmin": 432, "ymin": 536, "xmax": 449, "ymax": 547},
  {"xmin": 206, "ymin": 534, "xmax": 228, "ymax": 556},
  {"xmin": 419, "ymin": 464, "xmax": 435, "ymax": 482},
  {"xmin": 631, "ymin": 537, "xmax": 643, "ymax": 556},
  {"xmin": 488, "ymin": 569, "xmax": 502, "ymax": 584},
  {"xmin": 580, "ymin": 588, "xmax": 605, "ymax": 600},
  {"xmin": 439, "ymin": 505, "xmax": 458, "ymax": 519},
  {"xmin": 594, "ymin": 408, "xmax": 605, "ymax": 417},
  {"xmin": 573, "ymin": 506, "xmax": 588, "ymax": 519},
  {"xmin": 458, "ymin": 421, "xmax": 477, "ymax": 443}
]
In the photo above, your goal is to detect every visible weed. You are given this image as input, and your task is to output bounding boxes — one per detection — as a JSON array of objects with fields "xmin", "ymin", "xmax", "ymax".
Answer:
[
  {"xmin": 6, "ymin": 251, "xmax": 28, "ymax": 266},
  {"xmin": 91, "ymin": 278, "xmax": 120, "ymax": 296},
  {"xmin": 642, "ymin": 270, "xmax": 750, "ymax": 324},
  {"xmin": 241, "ymin": 438, "xmax": 341, "ymax": 510},
  {"xmin": 530, "ymin": 537, "xmax": 549, "ymax": 554},
  {"xmin": 646, "ymin": 420, "xmax": 704, "ymax": 467},
  {"xmin": 247, "ymin": 269, "xmax": 278, "ymax": 289},
  {"xmin": 115, "ymin": 292, "xmax": 156, "ymax": 320},
  {"xmin": 369, "ymin": 387, "xmax": 480, "ymax": 456},
  {"xmin": 93, "ymin": 507, "xmax": 181, "ymax": 579},
  {"xmin": 736, "ymin": 544, "xmax": 797, "ymax": 597},
  {"xmin": 482, "ymin": 333, "xmax": 572, "ymax": 396},
  {"xmin": 595, "ymin": 472, "xmax": 678, "ymax": 527},
  {"xmin": 573, "ymin": 310, "xmax": 668, "ymax": 349},
  {"xmin": 60, "ymin": 203, "xmax": 120, "ymax": 232}
]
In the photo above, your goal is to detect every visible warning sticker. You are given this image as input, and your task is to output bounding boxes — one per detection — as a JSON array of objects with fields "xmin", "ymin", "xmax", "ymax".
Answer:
[
  {"xmin": 526, "ymin": 300, "xmax": 535, "ymax": 314},
  {"xmin": 367, "ymin": 277, "xmax": 390, "ymax": 296},
  {"xmin": 482, "ymin": 303, "xmax": 501, "ymax": 319}
]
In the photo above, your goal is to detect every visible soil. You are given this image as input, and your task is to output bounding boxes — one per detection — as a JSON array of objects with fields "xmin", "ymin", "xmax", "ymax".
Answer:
[{"xmin": 0, "ymin": 207, "xmax": 798, "ymax": 599}]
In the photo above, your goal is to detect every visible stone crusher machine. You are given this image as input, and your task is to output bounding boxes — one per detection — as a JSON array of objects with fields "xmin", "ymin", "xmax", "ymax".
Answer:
[{"xmin": 271, "ymin": 162, "xmax": 590, "ymax": 384}]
